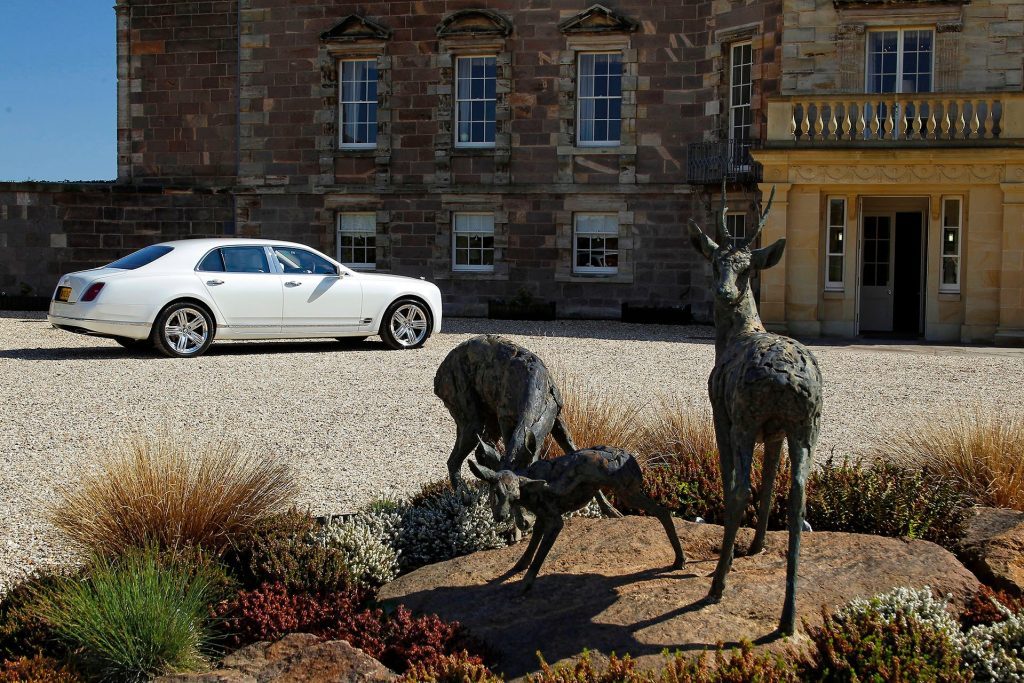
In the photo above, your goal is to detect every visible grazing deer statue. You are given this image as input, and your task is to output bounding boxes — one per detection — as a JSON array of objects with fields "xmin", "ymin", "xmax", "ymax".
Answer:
[
  {"xmin": 434, "ymin": 335, "xmax": 620, "ymax": 519},
  {"xmin": 469, "ymin": 440, "xmax": 685, "ymax": 591},
  {"xmin": 687, "ymin": 185, "xmax": 823, "ymax": 636}
]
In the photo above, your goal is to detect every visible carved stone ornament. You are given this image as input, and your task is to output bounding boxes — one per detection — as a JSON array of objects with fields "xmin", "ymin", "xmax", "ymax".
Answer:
[
  {"xmin": 558, "ymin": 4, "xmax": 639, "ymax": 35},
  {"xmin": 320, "ymin": 15, "xmax": 392, "ymax": 42},
  {"xmin": 436, "ymin": 9, "xmax": 513, "ymax": 38}
]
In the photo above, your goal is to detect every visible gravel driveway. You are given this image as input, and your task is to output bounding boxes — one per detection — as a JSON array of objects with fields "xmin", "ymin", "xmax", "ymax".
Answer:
[{"xmin": 1, "ymin": 311, "xmax": 1022, "ymax": 589}]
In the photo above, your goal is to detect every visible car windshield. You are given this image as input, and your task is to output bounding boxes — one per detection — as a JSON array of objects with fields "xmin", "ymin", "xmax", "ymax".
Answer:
[{"xmin": 106, "ymin": 245, "xmax": 174, "ymax": 270}]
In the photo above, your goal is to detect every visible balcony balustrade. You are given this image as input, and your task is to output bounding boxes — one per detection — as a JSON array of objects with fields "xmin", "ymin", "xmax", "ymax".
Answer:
[
  {"xmin": 766, "ymin": 92, "xmax": 1024, "ymax": 144},
  {"xmin": 687, "ymin": 139, "xmax": 762, "ymax": 184}
]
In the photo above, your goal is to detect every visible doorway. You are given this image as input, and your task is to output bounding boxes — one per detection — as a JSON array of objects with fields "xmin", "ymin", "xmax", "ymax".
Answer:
[{"xmin": 859, "ymin": 201, "xmax": 927, "ymax": 336}]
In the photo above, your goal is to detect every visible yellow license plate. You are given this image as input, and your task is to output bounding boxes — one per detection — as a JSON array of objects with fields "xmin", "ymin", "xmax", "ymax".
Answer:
[{"xmin": 56, "ymin": 286, "xmax": 72, "ymax": 302}]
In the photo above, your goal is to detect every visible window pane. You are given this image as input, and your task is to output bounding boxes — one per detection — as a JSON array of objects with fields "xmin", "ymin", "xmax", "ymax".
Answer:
[
  {"xmin": 828, "ymin": 255, "xmax": 843, "ymax": 283},
  {"xmin": 944, "ymin": 199, "xmax": 960, "ymax": 227},
  {"xmin": 829, "ymin": 225, "xmax": 844, "ymax": 255},
  {"xmin": 943, "ymin": 227, "xmax": 960, "ymax": 256},
  {"xmin": 222, "ymin": 247, "xmax": 270, "ymax": 273},
  {"xmin": 197, "ymin": 249, "xmax": 224, "ymax": 272},
  {"xmin": 339, "ymin": 59, "xmax": 378, "ymax": 148},
  {"xmin": 943, "ymin": 257, "xmax": 959, "ymax": 285},
  {"xmin": 829, "ymin": 198, "xmax": 845, "ymax": 227}
]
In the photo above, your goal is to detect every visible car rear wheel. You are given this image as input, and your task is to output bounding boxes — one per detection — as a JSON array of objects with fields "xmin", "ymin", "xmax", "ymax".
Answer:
[
  {"xmin": 152, "ymin": 302, "xmax": 214, "ymax": 358},
  {"xmin": 380, "ymin": 299, "xmax": 431, "ymax": 350},
  {"xmin": 114, "ymin": 336, "xmax": 151, "ymax": 351}
]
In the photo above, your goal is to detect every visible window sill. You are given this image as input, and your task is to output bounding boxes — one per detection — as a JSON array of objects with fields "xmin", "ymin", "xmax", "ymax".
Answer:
[
  {"xmin": 334, "ymin": 149, "xmax": 378, "ymax": 158},
  {"xmin": 435, "ymin": 269, "xmax": 509, "ymax": 281},
  {"xmin": 823, "ymin": 289, "xmax": 845, "ymax": 299},
  {"xmin": 938, "ymin": 291, "xmax": 961, "ymax": 302},
  {"xmin": 556, "ymin": 271, "xmax": 633, "ymax": 284}
]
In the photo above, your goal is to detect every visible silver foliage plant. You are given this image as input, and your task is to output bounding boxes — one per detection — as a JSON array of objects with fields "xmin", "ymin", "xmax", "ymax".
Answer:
[
  {"xmin": 312, "ymin": 518, "xmax": 401, "ymax": 588},
  {"xmin": 837, "ymin": 586, "xmax": 1024, "ymax": 683}
]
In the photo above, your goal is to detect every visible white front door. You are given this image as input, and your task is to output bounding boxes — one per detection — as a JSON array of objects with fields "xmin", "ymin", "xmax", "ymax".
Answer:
[
  {"xmin": 197, "ymin": 245, "xmax": 283, "ymax": 335},
  {"xmin": 860, "ymin": 214, "xmax": 895, "ymax": 332},
  {"xmin": 272, "ymin": 246, "xmax": 363, "ymax": 335}
]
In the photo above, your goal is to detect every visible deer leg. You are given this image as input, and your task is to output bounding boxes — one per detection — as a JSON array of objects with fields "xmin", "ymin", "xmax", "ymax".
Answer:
[
  {"xmin": 779, "ymin": 435, "xmax": 813, "ymax": 636},
  {"xmin": 447, "ymin": 423, "xmax": 480, "ymax": 491},
  {"xmin": 551, "ymin": 415, "xmax": 578, "ymax": 455},
  {"xmin": 522, "ymin": 515, "xmax": 563, "ymax": 593},
  {"xmin": 618, "ymin": 488, "xmax": 685, "ymax": 569},
  {"xmin": 748, "ymin": 438, "xmax": 784, "ymax": 556},
  {"xmin": 511, "ymin": 522, "xmax": 545, "ymax": 573},
  {"xmin": 708, "ymin": 432, "xmax": 754, "ymax": 603}
]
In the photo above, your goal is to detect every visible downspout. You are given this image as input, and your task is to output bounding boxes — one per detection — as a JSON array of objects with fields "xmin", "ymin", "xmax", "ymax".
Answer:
[{"xmin": 114, "ymin": 0, "xmax": 131, "ymax": 183}]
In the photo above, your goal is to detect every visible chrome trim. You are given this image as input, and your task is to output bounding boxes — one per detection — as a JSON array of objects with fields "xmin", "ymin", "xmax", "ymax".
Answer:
[{"xmin": 47, "ymin": 315, "xmax": 149, "ymax": 327}]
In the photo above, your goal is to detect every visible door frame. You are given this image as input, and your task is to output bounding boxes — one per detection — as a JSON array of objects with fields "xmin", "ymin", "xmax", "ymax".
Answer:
[{"xmin": 854, "ymin": 196, "xmax": 930, "ymax": 337}]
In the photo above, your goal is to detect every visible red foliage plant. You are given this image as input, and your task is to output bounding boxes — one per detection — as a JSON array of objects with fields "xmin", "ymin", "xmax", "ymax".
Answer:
[
  {"xmin": 212, "ymin": 582, "xmax": 486, "ymax": 673},
  {"xmin": 960, "ymin": 586, "xmax": 1024, "ymax": 629}
]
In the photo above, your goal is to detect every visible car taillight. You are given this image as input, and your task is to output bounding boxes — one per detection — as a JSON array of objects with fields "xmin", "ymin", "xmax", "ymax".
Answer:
[{"xmin": 81, "ymin": 283, "xmax": 105, "ymax": 302}]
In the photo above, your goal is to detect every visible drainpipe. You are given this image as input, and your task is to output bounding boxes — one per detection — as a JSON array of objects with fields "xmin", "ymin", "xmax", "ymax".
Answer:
[{"xmin": 114, "ymin": 0, "xmax": 131, "ymax": 183}]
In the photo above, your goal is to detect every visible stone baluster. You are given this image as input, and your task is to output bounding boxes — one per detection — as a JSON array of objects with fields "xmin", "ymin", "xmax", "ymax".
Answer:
[
  {"xmin": 856, "ymin": 103, "xmax": 866, "ymax": 140},
  {"xmin": 983, "ymin": 100, "xmax": 995, "ymax": 139},
  {"xmin": 911, "ymin": 100, "xmax": 924, "ymax": 140},
  {"xmin": 814, "ymin": 104, "xmax": 825, "ymax": 139},
  {"xmin": 956, "ymin": 102, "xmax": 967, "ymax": 138},
  {"xmin": 882, "ymin": 101, "xmax": 895, "ymax": 140},
  {"xmin": 841, "ymin": 104, "xmax": 853, "ymax": 140},
  {"xmin": 926, "ymin": 102, "xmax": 937, "ymax": 140},
  {"xmin": 941, "ymin": 101, "xmax": 952, "ymax": 140},
  {"xmin": 801, "ymin": 103, "xmax": 812, "ymax": 139},
  {"xmin": 869, "ymin": 101, "xmax": 881, "ymax": 141},
  {"xmin": 827, "ymin": 104, "xmax": 839, "ymax": 139},
  {"xmin": 790, "ymin": 106, "xmax": 797, "ymax": 139},
  {"xmin": 969, "ymin": 101, "xmax": 981, "ymax": 138}
]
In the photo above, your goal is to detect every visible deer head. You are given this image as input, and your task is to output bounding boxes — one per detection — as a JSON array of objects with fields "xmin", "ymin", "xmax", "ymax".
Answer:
[
  {"xmin": 688, "ymin": 184, "xmax": 784, "ymax": 305},
  {"xmin": 469, "ymin": 440, "xmax": 548, "ymax": 524}
]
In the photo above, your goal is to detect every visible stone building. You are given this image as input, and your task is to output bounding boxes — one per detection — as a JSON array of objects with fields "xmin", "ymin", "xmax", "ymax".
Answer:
[{"xmin": 755, "ymin": 0, "xmax": 1024, "ymax": 344}]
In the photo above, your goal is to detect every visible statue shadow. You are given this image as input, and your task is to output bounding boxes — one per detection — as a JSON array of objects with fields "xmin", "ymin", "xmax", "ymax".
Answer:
[{"xmin": 384, "ymin": 562, "xmax": 783, "ymax": 679}]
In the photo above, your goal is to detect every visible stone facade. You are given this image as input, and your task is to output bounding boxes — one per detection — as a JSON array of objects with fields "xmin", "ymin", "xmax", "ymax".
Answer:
[{"xmin": 2, "ymin": 0, "xmax": 787, "ymax": 320}]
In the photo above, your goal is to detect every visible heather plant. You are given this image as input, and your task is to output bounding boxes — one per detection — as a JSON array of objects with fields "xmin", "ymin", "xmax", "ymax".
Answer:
[
  {"xmin": 805, "ymin": 457, "xmax": 970, "ymax": 549},
  {"xmin": 962, "ymin": 602, "xmax": 1024, "ymax": 682},
  {"xmin": 962, "ymin": 587, "xmax": 1024, "ymax": 629},
  {"xmin": 0, "ymin": 655, "xmax": 81, "ymax": 683},
  {"xmin": 399, "ymin": 651, "xmax": 501, "ymax": 683},
  {"xmin": 223, "ymin": 509, "xmax": 352, "ymax": 592},
  {"xmin": 311, "ymin": 518, "xmax": 400, "ymax": 588},
  {"xmin": 50, "ymin": 434, "xmax": 297, "ymax": 556},
  {"xmin": 0, "ymin": 571, "xmax": 68, "ymax": 661},
  {"xmin": 32, "ymin": 546, "xmax": 222, "ymax": 683}
]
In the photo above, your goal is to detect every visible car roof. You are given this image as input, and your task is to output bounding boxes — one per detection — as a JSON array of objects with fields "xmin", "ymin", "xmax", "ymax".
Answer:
[{"xmin": 158, "ymin": 238, "xmax": 313, "ymax": 252}]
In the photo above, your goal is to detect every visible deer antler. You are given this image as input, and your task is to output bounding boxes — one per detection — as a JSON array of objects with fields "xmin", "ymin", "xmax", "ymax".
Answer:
[
  {"xmin": 744, "ymin": 185, "xmax": 776, "ymax": 249},
  {"xmin": 717, "ymin": 178, "xmax": 733, "ymax": 245}
]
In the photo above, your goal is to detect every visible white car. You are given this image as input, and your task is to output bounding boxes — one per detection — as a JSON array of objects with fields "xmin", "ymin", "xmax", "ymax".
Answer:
[{"xmin": 47, "ymin": 238, "xmax": 443, "ymax": 357}]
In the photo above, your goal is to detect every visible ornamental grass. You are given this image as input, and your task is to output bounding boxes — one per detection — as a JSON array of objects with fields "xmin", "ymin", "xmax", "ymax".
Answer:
[
  {"xmin": 888, "ymin": 409, "xmax": 1024, "ymax": 511},
  {"xmin": 49, "ymin": 433, "xmax": 298, "ymax": 557}
]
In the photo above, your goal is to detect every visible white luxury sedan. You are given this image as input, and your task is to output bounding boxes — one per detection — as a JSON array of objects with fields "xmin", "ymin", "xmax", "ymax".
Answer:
[{"xmin": 47, "ymin": 238, "xmax": 443, "ymax": 357}]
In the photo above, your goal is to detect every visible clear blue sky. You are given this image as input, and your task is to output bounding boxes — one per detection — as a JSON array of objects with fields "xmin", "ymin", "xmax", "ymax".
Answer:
[{"xmin": 0, "ymin": 2, "xmax": 115, "ymax": 181}]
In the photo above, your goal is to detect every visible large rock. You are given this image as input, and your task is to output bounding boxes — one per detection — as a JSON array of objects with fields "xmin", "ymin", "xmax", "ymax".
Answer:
[
  {"xmin": 958, "ymin": 506, "xmax": 1024, "ymax": 595},
  {"xmin": 156, "ymin": 633, "xmax": 396, "ymax": 683},
  {"xmin": 379, "ymin": 517, "xmax": 980, "ymax": 678}
]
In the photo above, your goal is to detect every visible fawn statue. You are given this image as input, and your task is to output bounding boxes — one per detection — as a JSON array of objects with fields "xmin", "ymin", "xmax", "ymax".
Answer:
[
  {"xmin": 687, "ymin": 186, "xmax": 823, "ymax": 636},
  {"xmin": 434, "ymin": 334, "xmax": 620, "ymax": 520},
  {"xmin": 469, "ymin": 440, "xmax": 685, "ymax": 591}
]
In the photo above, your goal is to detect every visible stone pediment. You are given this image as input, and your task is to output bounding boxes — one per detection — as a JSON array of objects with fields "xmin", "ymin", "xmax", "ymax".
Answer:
[
  {"xmin": 558, "ymin": 4, "xmax": 639, "ymax": 35},
  {"xmin": 320, "ymin": 15, "xmax": 392, "ymax": 42},
  {"xmin": 436, "ymin": 9, "xmax": 513, "ymax": 38}
]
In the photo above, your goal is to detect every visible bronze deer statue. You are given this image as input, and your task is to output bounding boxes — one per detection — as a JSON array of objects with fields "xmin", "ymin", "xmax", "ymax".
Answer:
[
  {"xmin": 434, "ymin": 334, "xmax": 620, "ymax": 520},
  {"xmin": 469, "ymin": 440, "xmax": 685, "ymax": 591},
  {"xmin": 687, "ymin": 186, "xmax": 823, "ymax": 636}
]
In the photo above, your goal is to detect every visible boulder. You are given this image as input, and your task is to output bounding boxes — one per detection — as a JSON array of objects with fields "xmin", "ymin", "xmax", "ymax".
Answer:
[
  {"xmin": 379, "ymin": 516, "xmax": 980, "ymax": 679},
  {"xmin": 957, "ymin": 506, "xmax": 1024, "ymax": 596},
  {"xmin": 155, "ymin": 633, "xmax": 397, "ymax": 683}
]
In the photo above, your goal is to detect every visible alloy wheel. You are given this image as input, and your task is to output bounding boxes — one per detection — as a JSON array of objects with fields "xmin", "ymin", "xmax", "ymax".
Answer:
[
  {"xmin": 389, "ymin": 303, "xmax": 428, "ymax": 347},
  {"xmin": 162, "ymin": 307, "xmax": 209, "ymax": 355}
]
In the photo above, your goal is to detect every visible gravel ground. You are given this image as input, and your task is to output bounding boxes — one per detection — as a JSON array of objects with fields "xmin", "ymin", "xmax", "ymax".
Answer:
[{"xmin": 1, "ymin": 310, "xmax": 1023, "ymax": 589}]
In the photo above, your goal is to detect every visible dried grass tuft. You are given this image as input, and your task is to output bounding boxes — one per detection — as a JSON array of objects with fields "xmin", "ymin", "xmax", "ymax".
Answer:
[
  {"xmin": 888, "ymin": 409, "xmax": 1024, "ymax": 510},
  {"xmin": 50, "ymin": 433, "xmax": 298, "ymax": 556},
  {"xmin": 543, "ymin": 373, "xmax": 649, "ymax": 456}
]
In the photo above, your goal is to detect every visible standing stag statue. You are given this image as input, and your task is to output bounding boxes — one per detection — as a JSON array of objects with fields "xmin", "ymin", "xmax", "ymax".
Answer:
[
  {"xmin": 434, "ymin": 334, "xmax": 620, "ymax": 520},
  {"xmin": 687, "ymin": 186, "xmax": 823, "ymax": 636}
]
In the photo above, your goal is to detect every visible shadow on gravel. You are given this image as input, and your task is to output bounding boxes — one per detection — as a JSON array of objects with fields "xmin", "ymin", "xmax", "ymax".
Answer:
[
  {"xmin": 445, "ymin": 318, "xmax": 717, "ymax": 344},
  {"xmin": 0, "ymin": 339, "xmax": 385, "ymax": 361}
]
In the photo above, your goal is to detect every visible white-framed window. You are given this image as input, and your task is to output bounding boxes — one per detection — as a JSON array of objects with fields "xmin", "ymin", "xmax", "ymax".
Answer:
[
  {"xmin": 726, "ymin": 213, "xmax": 747, "ymax": 250},
  {"xmin": 940, "ymin": 196, "xmax": 962, "ymax": 292},
  {"xmin": 825, "ymin": 197, "xmax": 846, "ymax": 290},
  {"xmin": 573, "ymin": 213, "xmax": 619, "ymax": 275},
  {"xmin": 455, "ymin": 56, "xmax": 496, "ymax": 148},
  {"xmin": 452, "ymin": 212, "xmax": 495, "ymax": 272},
  {"xmin": 866, "ymin": 29, "xmax": 934, "ymax": 94},
  {"xmin": 577, "ymin": 52, "xmax": 622, "ymax": 147},
  {"xmin": 339, "ymin": 58, "xmax": 378, "ymax": 149},
  {"xmin": 729, "ymin": 42, "xmax": 753, "ymax": 142},
  {"xmin": 337, "ymin": 213, "xmax": 376, "ymax": 270}
]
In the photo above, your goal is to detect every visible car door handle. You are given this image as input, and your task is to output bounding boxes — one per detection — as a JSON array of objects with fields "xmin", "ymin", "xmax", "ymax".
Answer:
[
  {"xmin": 206, "ymin": 279, "xmax": 224, "ymax": 286},
  {"xmin": 284, "ymin": 281, "xmax": 302, "ymax": 287}
]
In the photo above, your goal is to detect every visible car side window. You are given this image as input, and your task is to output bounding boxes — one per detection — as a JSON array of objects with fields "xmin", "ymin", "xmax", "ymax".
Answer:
[
  {"xmin": 197, "ymin": 249, "xmax": 225, "ymax": 272},
  {"xmin": 222, "ymin": 246, "xmax": 271, "ymax": 273},
  {"xmin": 274, "ymin": 247, "xmax": 338, "ymax": 275}
]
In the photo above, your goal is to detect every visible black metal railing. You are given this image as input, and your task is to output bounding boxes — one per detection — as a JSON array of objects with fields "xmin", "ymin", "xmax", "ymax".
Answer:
[{"xmin": 686, "ymin": 139, "xmax": 762, "ymax": 185}]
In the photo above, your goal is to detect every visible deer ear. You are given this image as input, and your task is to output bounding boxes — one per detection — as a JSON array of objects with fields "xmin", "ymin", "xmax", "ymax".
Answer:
[
  {"xmin": 468, "ymin": 459, "xmax": 498, "ymax": 483},
  {"xmin": 750, "ymin": 238, "xmax": 786, "ymax": 271},
  {"xmin": 688, "ymin": 220, "xmax": 718, "ymax": 260},
  {"xmin": 475, "ymin": 437, "xmax": 502, "ymax": 469},
  {"xmin": 517, "ymin": 476, "xmax": 550, "ymax": 495}
]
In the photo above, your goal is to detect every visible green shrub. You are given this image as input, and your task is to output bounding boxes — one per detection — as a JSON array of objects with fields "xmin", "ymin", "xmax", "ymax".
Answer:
[
  {"xmin": 806, "ymin": 457, "xmax": 970, "ymax": 549},
  {"xmin": 224, "ymin": 509, "xmax": 352, "ymax": 592},
  {"xmin": 0, "ymin": 655, "xmax": 81, "ymax": 683},
  {"xmin": 805, "ymin": 600, "xmax": 970, "ymax": 682},
  {"xmin": 32, "ymin": 546, "xmax": 222, "ymax": 683}
]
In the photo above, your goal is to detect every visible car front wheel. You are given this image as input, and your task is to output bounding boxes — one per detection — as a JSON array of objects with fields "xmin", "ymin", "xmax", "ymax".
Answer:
[
  {"xmin": 152, "ymin": 303, "xmax": 215, "ymax": 358},
  {"xmin": 380, "ymin": 299, "xmax": 431, "ymax": 350}
]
